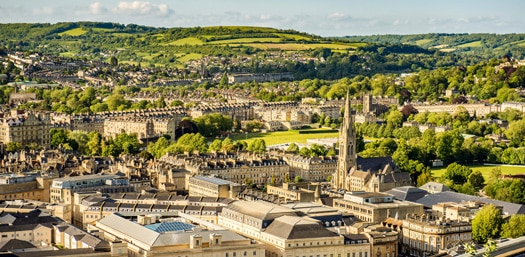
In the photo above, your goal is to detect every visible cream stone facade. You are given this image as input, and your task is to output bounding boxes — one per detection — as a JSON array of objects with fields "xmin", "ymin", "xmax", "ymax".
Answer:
[
  {"xmin": 401, "ymin": 214, "xmax": 472, "ymax": 257},
  {"xmin": 333, "ymin": 192, "xmax": 424, "ymax": 223},
  {"xmin": 0, "ymin": 110, "xmax": 52, "ymax": 148},
  {"xmin": 188, "ymin": 175, "xmax": 242, "ymax": 198},
  {"xmin": 0, "ymin": 172, "xmax": 54, "ymax": 202},
  {"xmin": 284, "ymin": 154, "xmax": 337, "ymax": 182},
  {"xmin": 94, "ymin": 213, "xmax": 265, "ymax": 257},
  {"xmin": 219, "ymin": 201, "xmax": 371, "ymax": 257}
]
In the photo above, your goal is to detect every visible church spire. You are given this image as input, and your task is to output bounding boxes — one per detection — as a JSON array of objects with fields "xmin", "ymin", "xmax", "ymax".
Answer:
[{"xmin": 334, "ymin": 91, "xmax": 357, "ymax": 191}]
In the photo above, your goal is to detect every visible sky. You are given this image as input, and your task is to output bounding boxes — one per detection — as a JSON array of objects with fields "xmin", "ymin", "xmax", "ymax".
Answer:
[{"xmin": 0, "ymin": 0, "xmax": 524, "ymax": 37}]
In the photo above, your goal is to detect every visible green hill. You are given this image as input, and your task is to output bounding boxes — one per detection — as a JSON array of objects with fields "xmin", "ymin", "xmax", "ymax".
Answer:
[{"xmin": 343, "ymin": 33, "xmax": 525, "ymax": 59}]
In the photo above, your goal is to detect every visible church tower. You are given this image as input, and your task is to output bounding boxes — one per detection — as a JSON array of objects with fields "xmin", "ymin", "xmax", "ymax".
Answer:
[{"xmin": 334, "ymin": 91, "xmax": 357, "ymax": 190}]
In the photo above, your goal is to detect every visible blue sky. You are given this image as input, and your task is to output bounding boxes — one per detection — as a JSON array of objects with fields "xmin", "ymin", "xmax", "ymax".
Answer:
[{"xmin": 1, "ymin": 0, "xmax": 523, "ymax": 36}]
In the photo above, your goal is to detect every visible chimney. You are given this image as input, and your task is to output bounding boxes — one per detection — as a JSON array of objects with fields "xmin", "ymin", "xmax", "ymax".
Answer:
[
  {"xmin": 190, "ymin": 234, "xmax": 203, "ymax": 249},
  {"xmin": 210, "ymin": 233, "xmax": 222, "ymax": 247}
]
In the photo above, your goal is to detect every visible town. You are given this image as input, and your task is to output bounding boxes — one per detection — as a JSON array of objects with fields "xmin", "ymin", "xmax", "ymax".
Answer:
[{"xmin": 1, "ymin": 22, "xmax": 525, "ymax": 257}]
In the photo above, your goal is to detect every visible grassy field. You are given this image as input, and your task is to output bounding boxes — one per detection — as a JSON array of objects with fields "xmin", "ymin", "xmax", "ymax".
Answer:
[
  {"xmin": 457, "ymin": 41, "xmax": 482, "ymax": 48},
  {"xmin": 177, "ymin": 53, "xmax": 203, "ymax": 63},
  {"xmin": 228, "ymin": 129, "xmax": 339, "ymax": 146},
  {"xmin": 167, "ymin": 37, "xmax": 204, "ymax": 46},
  {"xmin": 233, "ymin": 43, "xmax": 356, "ymax": 51},
  {"xmin": 274, "ymin": 33, "xmax": 312, "ymax": 41},
  {"xmin": 59, "ymin": 28, "xmax": 88, "ymax": 36},
  {"xmin": 209, "ymin": 37, "xmax": 283, "ymax": 44},
  {"xmin": 415, "ymin": 39, "xmax": 433, "ymax": 46},
  {"xmin": 432, "ymin": 164, "xmax": 525, "ymax": 180},
  {"xmin": 59, "ymin": 52, "xmax": 77, "ymax": 57}
]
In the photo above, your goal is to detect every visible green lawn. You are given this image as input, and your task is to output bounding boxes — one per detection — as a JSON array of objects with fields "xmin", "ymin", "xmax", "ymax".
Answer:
[
  {"xmin": 228, "ymin": 129, "xmax": 339, "ymax": 146},
  {"xmin": 58, "ymin": 28, "xmax": 88, "ymax": 36},
  {"xmin": 432, "ymin": 165, "xmax": 525, "ymax": 180}
]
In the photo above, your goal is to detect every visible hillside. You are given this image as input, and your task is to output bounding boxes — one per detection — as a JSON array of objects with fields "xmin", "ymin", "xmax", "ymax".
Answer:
[
  {"xmin": 343, "ymin": 33, "xmax": 525, "ymax": 59},
  {"xmin": 1, "ymin": 22, "xmax": 522, "ymax": 80}
]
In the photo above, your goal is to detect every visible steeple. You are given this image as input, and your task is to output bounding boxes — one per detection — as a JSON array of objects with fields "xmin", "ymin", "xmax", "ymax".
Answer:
[{"xmin": 334, "ymin": 91, "xmax": 356, "ymax": 190}]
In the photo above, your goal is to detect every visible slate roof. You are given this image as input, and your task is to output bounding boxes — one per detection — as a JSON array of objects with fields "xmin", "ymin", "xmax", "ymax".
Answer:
[
  {"xmin": 356, "ymin": 156, "xmax": 397, "ymax": 172},
  {"xmin": 419, "ymin": 182, "xmax": 451, "ymax": 193},
  {"xmin": 414, "ymin": 191, "xmax": 525, "ymax": 215},
  {"xmin": 0, "ymin": 239, "xmax": 36, "ymax": 252},
  {"xmin": 263, "ymin": 216, "xmax": 339, "ymax": 239},
  {"xmin": 385, "ymin": 186, "xmax": 430, "ymax": 202}
]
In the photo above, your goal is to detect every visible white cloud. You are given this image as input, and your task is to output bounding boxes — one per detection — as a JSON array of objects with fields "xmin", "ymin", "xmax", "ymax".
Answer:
[
  {"xmin": 113, "ymin": 1, "xmax": 173, "ymax": 17},
  {"xmin": 89, "ymin": 2, "xmax": 107, "ymax": 15},
  {"xmin": 327, "ymin": 12, "xmax": 347, "ymax": 21},
  {"xmin": 32, "ymin": 7, "xmax": 54, "ymax": 15}
]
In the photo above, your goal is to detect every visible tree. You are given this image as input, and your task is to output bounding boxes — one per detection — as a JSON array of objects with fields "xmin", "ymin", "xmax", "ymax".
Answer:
[
  {"xmin": 501, "ymin": 214, "xmax": 525, "ymax": 238},
  {"xmin": 505, "ymin": 119, "xmax": 525, "ymax": 147},
  {"xmin": 175, "ymin": 133, "xmax": 208, "ymax": 153},
  {"xmin": 110, "ymin": 56, "xmax": 118, "ymax": 66},
  {"xmin": 209, "ymin": 139, "xmax": 223, "ymax": 152},
  {"xmin": 468, "ymin": 170, "xmax": 485, "ymax": 191},
  {"xmin": 443, "ymin": 162, "xmax": 472, "ymax": 185},
  {"xmin": 472, "ymin": 204, "xmax": 503, "ymax": 243},
  {"xmin": 247, "ymin": 139, "xmax": 266, "ymax": 154},
  {"xmin": 50, "ymin": 128, "xmax": 69, "ymax": 148},
  {"xmin": 286, "ymin": 143, "xmax": 299, "ymax": 153},
  {"xmin": 6, "ymin": 142, "xmax": 22, "ymax": 152},
  {"xmin": 294, "ymin": 176, "xmax": 304, "ymax": 183},
  {"xmin": 386, "ymin": 109, "xmax": 404, "ymax": 128}
]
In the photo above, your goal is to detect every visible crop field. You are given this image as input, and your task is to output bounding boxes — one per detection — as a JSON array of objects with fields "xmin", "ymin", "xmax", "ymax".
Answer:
[
  {"xmin": 432, "ymin": 164, "xmax": 525, "ymax": 180},
  {"xmin": 167, "ymin": 37, "xmax": 204, "ymax": 46},
  {"xmin": 229, "ymin": 129, "xmax": 339, "ymax": 146},
  {"xmin": 457, "ymin": 41, "xmax": 482, "ymax": 48},
  {"xmin": 59, "ymin": 28, "xmax": 88, "ymax": 36}
]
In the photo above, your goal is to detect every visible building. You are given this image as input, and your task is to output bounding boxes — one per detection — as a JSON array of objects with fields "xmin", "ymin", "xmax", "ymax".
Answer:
[
  {"xmin": 333, "ymin": 191, "xmax": 424, "ymax": 223},
  {"xmin": 266, "ymin": 182, "xmax": 320, "ymax": 203},
  {"xmin": 333, "ymin": 93, "xmax": 412, "ymax": 192},
  {"xmin": 188, "ymin": 175, "xmax": 243, "ymax": 198},
  {"xmin": 401, "ymin": 213, "xmax": 472, "ymax": 257},
  {"xmin": 50, "ymin": 174, "xmax": 120, "ymax": 204},
  {"xmin": 0, "ymin": 110, "xmax": 52, "ymax": 149},
  {"xmin": 0, "ymin": 209, "xmax": 60, "ymax": 246},
  {"xmin": 284, "ymin": 154, "xmax": 338, "ymax": 182},
  {"xmin": 218, "ymin": 201, "xmax": 371, "ymax": 257},
  {"xmin": 93, "ymin": 213, "xmax": 265, "ymax": 257},
  {"xmin": 0, "ymin": 172, "xmax": 55, "ymax": 202}
]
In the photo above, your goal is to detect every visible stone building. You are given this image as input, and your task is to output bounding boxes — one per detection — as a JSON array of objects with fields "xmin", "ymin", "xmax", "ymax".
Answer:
[
  {"xmin": 218, "ymin": 201, "xmax": 371, "ymax": 257},
  {"xmin": 332, "ymin": 191, "xmax": 424, "ymax": 223},
  {"xmin": 93, "ymin": 213, "xmax": 266, "ymax": 257},
  {"xmin": 188, "ymin": 175, "xmax": 243, "ymax": 198},
  {"xmin": 284, "ymin": 154, "xmax": 337, "ymax": 182},
  {"xmin": 0, "ymin": 172, "xmax": 55, "ymax": 202},
  {"xmin": 0, "ymin": 110, "xmax": 52, "ymax": 149},
  {"xmin": 400, "ymin": 213, "xmax": 472, "ymax": 256},
  {"xmin": 333, "ymin": 93, "xmax": 412, "ymax": 192}
]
